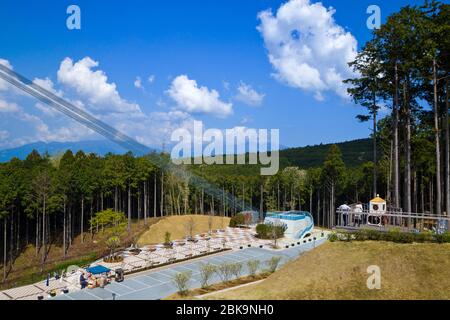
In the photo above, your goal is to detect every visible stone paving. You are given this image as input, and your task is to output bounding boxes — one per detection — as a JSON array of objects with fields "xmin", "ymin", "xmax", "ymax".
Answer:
[
  {"xmin": 53, "ymin": 235, "xmax": 327, "ymax": 300},
  {"xmin": 0, "ymin": 227, "xmax": 328, "ymax": 300}
]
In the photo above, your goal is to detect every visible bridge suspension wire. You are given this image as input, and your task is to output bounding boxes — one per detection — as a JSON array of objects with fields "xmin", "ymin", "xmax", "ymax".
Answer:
[{"xmin": 0, "ymin": 64, "xmax": 254, "ymax": 213}]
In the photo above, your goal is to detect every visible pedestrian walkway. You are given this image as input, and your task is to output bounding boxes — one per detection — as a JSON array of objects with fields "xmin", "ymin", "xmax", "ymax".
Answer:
[{"xmin": 52, "ymin": 237, "xmax": 326, "ymax": 300}]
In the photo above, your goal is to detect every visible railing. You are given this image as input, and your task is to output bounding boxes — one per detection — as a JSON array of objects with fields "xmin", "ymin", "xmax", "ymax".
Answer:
[{"xmin": 335, "ymin": 209, "xmax": 450, "ymax": 233}]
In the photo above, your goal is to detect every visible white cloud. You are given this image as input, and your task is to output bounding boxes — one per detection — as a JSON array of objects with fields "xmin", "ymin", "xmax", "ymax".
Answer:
[
  {"xmin": 257, "ymin": 0, "xmax": 358, "ymax": 100},
  {"xmin": 148, "ymin": 75, "xmax": 155, "ymax": 84},
  {"xmin": 0, "ymin": 99, "xmax": 19, "ymax": 113},
  {"xmin": 167, "ymin": 75, "xmax": 233, "ymax": 118},
  {"xmin": 57, "ymin": 57, "xmax": 142, "ymax": 114},
  {"xmin": 134, "ymin": 76, "xmax": 143, "ymax": 89},
  {"xmin": 235, "ymin": 82, "xmax": 265, "ymax": 106},
  {"xmin": 0, "ymin": 57, "xmax": 201, "ymax": 150},
  {"xmin": 32, "ymin": 77, "xmax": 86, "ymax": 117},
  {"xmin": 0, "ymin": 59, "xmax": 13, "ymax": 91},
  {"xmin": 0, "ymin": 129, "xmax": 9, "ymax": 141}
]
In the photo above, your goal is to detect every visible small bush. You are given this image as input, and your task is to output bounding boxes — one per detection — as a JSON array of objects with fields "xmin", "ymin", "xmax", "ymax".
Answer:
[
  {"xmin": 366, "ymin": 229, "xmax": 382, "ymax": 241},
  {"xmin": 414, "ymin": 231, "xmax": 433, "ymax": 243},
  {"xmin": 434, "ymin": 232, "xmax": 450, "ymax": 244},
  {"xmin": 328, "ymin": 233, "xmax": 338, "ymax": 242},
  {"xmin": 199, "ymin": 263, "xmax": 216, "ymax": 288},
  {"xmin": 266, "ymin": 256, "xmax": 282, "ymax": 273},
  {"xmin": 353, "ymin": 230, "xmax": 368, "ymax": 241},
  {"xmin": 229, "ymin": 213, "xmax": 245, "ymax": 228},
  {"xmin": 164, "ymin": 231, "xmax": 172, "ymax": 246},
  {"xmin": 216, "ymin": 263, "xmax": 234, "ymax": 283},
  {"xmin": 247, "ymin": 259, "xmax": 260, "ymax": 277},
  {"xmin": 230, "ymin": 262, "xmax": 243, "ymax": 279},
  {"xmin": 173, "ymin": 271, "xmax": 192, "ymax": 296},
  {"xmin": 386, "ymin": 229, "xmax": 414, "ymax": 243},
  {"xmin": 256, "ymin": 223, "xmax": 269, "ymax": 238},
  {"xmin": 343, "ymin": 232, "xmax": 353, "ymax": 242}
]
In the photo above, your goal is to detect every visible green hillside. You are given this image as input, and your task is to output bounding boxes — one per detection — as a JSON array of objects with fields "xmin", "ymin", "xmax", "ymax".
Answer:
[{"xmin": 280, "ymin": 138, "xmax": 373, "ymax": 168}]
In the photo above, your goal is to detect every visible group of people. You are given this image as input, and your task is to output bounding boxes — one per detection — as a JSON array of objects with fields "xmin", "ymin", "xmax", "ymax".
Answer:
[
  {"xmin": 79, "ymin": 272, "xmax": 111, "ymax": 289},
  {"xmin": 338, "ymin": 203, "xmax": 366, "ymax": 227}
]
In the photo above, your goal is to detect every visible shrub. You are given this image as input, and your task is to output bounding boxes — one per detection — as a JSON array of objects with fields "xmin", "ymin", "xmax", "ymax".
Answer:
[
  {"xmin": 247, "ymin": 259, "xmax": 260, "ymax": 277},
  {"xmin": 105, "ymin": 236, "xmax": 120, "ymax": 260},
  {"xmin": 199, "ymin": 263, "xmax": 216, "ymax": 288},
  {"xmin": 216, "ymin": 263, "xmax": 234, "ymax": 282},
  {"xmin": 266, "ymin": 256, "xmax": 282, "ymax": 273},
  {"xmin": 365, "ymin": 229, "xmax": 382, "ymax": 241},
  {"xmin": 343, "ymin": 232, "xmax": 353, "ymax": 242},
  {"xmin": 256, "ymin": 222, "xmax": 287, "ymax": 241},
  {"xmin": 328, "ymin": 232, "xmax": 338, "ymax": 242},
  {"xmin": 386, "ymin": 228, "xmax": 414, "ymax": 243},
  {"xmin": 414, "ymin": 231, "xmax": 433, "ymax": 243},
  {"xmin": 229, "ymin": 213, "xmax": 245, "ymax": 228},
  {"xmin": 434, "ymin": 232, "xmax": 450, "ymax": 244},
  {"xmin": 270, "ymin": 222, "xmax": 288, "ymax": 239},
  {"xmin": 354, "ymin": 229, "xmax": 368, "ymax": 241},
  {"xmin": 230, "ymin": 262, "xmax": 243, "ymax": 279},
  {"xmin": 173, "ymin": 271, "xmax": 192, "ymax": 296},
  {"xmin": 256, "ymin": 223, "xmax": 269, "ymax": 238},
  {"xmin": 164, "ymin": 231, "xmax": 172, "ymax": 246}
]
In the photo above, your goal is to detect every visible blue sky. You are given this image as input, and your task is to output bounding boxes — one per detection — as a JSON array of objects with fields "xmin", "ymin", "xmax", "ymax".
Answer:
[{"xmin": 0, "ymin": 0, "xmax": 429, "ymax": 150}]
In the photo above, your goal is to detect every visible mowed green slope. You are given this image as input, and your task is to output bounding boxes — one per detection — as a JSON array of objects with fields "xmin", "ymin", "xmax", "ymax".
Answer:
[{"xmin": 208, "ymin": 242, "xmax": 450, "ymax": 300}]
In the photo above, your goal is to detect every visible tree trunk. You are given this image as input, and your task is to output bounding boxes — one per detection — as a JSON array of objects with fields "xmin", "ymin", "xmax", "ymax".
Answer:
[
  {"xmin": 201, "ymin": 188, "xmax": 204, "ymax": 215},
  {"xmin": 154, "ymin": 174, "xmax": 157, "ymax": 218},
  {"xmin": 90, "ymin": 199, "xmax": 93, "ymax": 239},
  {"xmin": 317, "ymin": 189, "xmax": 321, "ymax": 228},
  {"xmin": 277, "ymin": 182, "xmax": 280, "ymax": 211},
  {"xmin": 160, "ymin": 171, "xmax": 164, "ymax": 217},
  {"xmin": 137, "ymin": 186, "xmax": 141, "ymax": 222},
  {"xmin": 373, "ymin": 98, "xmax": 377, "ymax": 197},
  {"xmin": 259, "ymin": 183, "xmax": 264, "ymax": 222},
  {"xmin": 433, "ymin": 58, "xmax": 442, "ymax": 216},
  {"xmin": 41, "ymin": 195, "xmax": 46, "ymax": 270},
  {"xmin": 144, "ymin": 180, "xmax": 147, "ymax": 225},
  {"xmin": 445, "ymin": 80, "xmax": 449, "ymax": 216},
  {"xmin": 81, "ymin": 196, "xmax": 84, "ymax": 244},
  {"xmin": 63, "ymin": 199, "xmax": 66, "ymax": 258},
  {"xmin": 3, "ymin": 217, "xmax": 6, "ymax": 282},
  {"xmin": 404, "ymin": 78, "xmax": 412, "ymax": 223},
  {"xmin": 393, "ymin": 63, "xmax": 400, "ymax": 209},
  {"xmin": 114, "ymin": 186, "xmax": 118, "ymax": 212},
  {"xmin": 128, "ymin": 184, "xmax": 131, "ymax": 231},
  {"xmin": 331, "ymin": 182, "xmax": 335, "ymax": 228}
]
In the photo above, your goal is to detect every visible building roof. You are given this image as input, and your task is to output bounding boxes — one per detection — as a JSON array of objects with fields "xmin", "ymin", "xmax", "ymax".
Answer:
[{"xmin": 370, "ymin": 196, "xmax": 386, "ymax": 203}]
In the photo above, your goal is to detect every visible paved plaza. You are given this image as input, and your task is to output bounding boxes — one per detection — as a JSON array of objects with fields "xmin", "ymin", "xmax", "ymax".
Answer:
[{"xmin": 52, "ymin": 237, "xmax": 326, "ymax": 300}]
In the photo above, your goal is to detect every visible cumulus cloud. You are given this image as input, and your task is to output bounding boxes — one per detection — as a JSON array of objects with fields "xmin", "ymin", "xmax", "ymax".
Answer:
[
  {"xmin": 0, "ymin": 59, "xmax": 13, "ymax": 91},
  {"xmin": 257, "ymin": 0, "xmax": 358, "ymax": 100},
  {"xmin": 57, "ymin": 57, "xmax": 142, "ymax": 114},
  {"xmin": 235, "ymin": 82, "xmax": 265, "ymax": 106},
  {"xmin": 134, "ymin": 76, "xmax": 143, "ymax": 89},
  {"xmin": 167, "ymin": 75, "xmax": 233, "ymax": 118},
  {"xmin": 0, "ymin": 57, "xmax": 200, "ymax": 150},
  {"xmin": 0, "ymin": 130, "xmax": 9, "ymax": 141},
  {"xmin": 0, "ymin": 99, "xmax": 19, "ymax": 113},
  {"xmin": 148, "ymin": 75, "xmax": 155, "ymax": 84}
]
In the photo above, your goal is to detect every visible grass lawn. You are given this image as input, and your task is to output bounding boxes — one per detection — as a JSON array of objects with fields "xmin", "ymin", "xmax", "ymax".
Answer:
[
  {"xmin": 207, "ymin": 241, "xmax": 450, "ymax": 300},
  {"xmin": 137, "ymin": 214, "xmax": 230, "ymax": 245}
]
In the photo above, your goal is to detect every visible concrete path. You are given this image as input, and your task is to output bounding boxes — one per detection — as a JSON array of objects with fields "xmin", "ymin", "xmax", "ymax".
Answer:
[{"xmin": 52, "ymin": 237, "xmax": 326, "ymax": 300}]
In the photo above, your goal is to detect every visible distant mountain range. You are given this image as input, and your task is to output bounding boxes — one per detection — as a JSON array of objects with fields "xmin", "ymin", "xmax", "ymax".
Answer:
[
  {"xmin": 0, "ymin": 140, "xmax": 129, "ymax": 162},
  {"xmin": 0, "ymin": 138, "xmax": 373, "ymax": 168}
]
